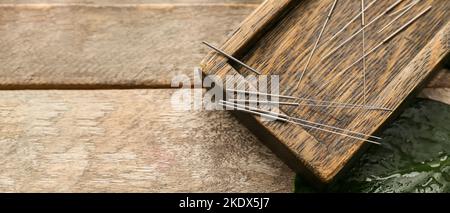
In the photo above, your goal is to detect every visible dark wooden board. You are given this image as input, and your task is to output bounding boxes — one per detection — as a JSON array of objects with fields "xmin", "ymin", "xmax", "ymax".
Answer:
[{"xmin": 201, "ymin": 0, "xmax": 450, "ymax": 184}]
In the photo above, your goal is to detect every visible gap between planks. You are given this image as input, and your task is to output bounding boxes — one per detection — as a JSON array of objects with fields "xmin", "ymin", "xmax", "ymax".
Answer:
[
  {"xmin": 0, "ymin": 84, "xmax": 183, "ymax": 90},
  {"xmin": 0, "ymin": 68, "xmax": 446, "ymax": 90}
]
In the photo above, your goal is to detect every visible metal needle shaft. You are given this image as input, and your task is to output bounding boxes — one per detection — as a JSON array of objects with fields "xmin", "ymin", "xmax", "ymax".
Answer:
[
  {"xmin": 202, "ymin": 41, "xmax": 261, "ymax": 75},
  {"xmin": 385, "ymin": 0, "xmax": 405, "ymax": 13},
  {"xmin": 296, "ymin": 0, "xmax": 338, "ymax": 89},
  {"xmin": 338, "ymin": 6, "xmax": 431, "ymax": 74},
  {"xmin": 389, "ymin": 0, "xmax": 418, "ymax": 17},
  {"xmin": 321, "ymin": 0, "xmax": 405, "ymax": 61},
  {"xmin": 325, "ymin": 0, "xmax": 382, "ymax": 43},
  {"xmin": 326, "ymin": 0, "xmax": 404, "ymax": 44},
  {"xmin": 229, "ymin": 99, "xmax": 300, "ymax": 106},
  {"xmin": 379, "ymin": 0, "xmax": 419, "ymax": 33},
  {"xmin": 226, "ymin": 89, "xmax": 393, "ymax": 111},
  {"xmin": 221, "ymin": 100, "xmax": 382, "ymax": 140},
  {"xmin": 228, "ymin": 98, "xmax": 392, "ymax": 110},
  {"xmin": 361, "ymin": 0, "xmax": 367, "ymax": 105},
  {"xmin": 219, "ymin": 102, "xmax": 382, "ymax": 145}
]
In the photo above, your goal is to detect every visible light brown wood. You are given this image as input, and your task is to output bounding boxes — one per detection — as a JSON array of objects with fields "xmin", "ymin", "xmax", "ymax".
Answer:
[
  {"xmin": 0, "ymin": 0, "xmax": 445, "ymax": 192},
  {"xmin": 201, "ymin": 0, "xmax": 292, "ymax": 72},
  {"xmin": 0, "ymin": 89, "xmax": 294, "ymax": 192},
  {"xmin": 425, "ymin": 68, "xmax": 450, "ymax": 88},
  {"xmin": 0, "ymin": 0, "xmax": 262, "ymax": 4},
  {"xmin": 0, "ymin": 3, "xmax": 259, "ymax": 89},
  {"xmin": 202, "ymin": 0, "xmax": 450, "ymax": 184},
  {"xmin": 420, "ymin": 68, "xmax": 450, "ymax": 105},
  {"xmin": 419, "ymin": 88, "xmax": 450, "ymax": 105}
]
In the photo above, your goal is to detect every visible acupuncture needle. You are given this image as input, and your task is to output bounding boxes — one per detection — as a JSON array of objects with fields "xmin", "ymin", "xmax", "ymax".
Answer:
[
  {"xmin": 385, "ymin": 0, "xmax": 406, "ymax": 13},
  {"xmin": 324, "ymin": 0, "xmax": 381, "ymax": 44},
  {"xmin": 226, "ymin": 89, "xmax": 393, "ymax": 111},
  {"xmin": 303, "ymin": 0, "xmax": 379, "ymax": 57},
  {"xmin": 202, "ymin": 41, "xmax": 261, "ymax": 75},
  {"xmin": 219, "ymin": 102, "xmax": 382, "ymax": 145},
  {"xmin": 337, "ymin": 6, "xmax": 431, "ymax": 75},
  {"xmin": 326, "ymin": 0, "xmax": 404, "ymax": 44},
  {"xmin": 389, "ymin": 0, "xmax": 418, "ymax": 17},
  {"xmin": 220, "ymin": 101, "xmax": 382, "ymax": 145},
  {"xmin": 229, "ymin": 99, "xmax": 300, "ymax": 107},
  {"xmin": 378, "ymin": 0, "xmax": 419, "ymax": 33},
  {"xmin": 228, "ymin": 98, "xmax": 392, "ymax": 111},
  {"xmin": 361, "ymin": 0, "xmax": 367, "ymax": 105},
  {"xmin": 298, "ymin": 0, "xmax": 404, "ymax": 83},
  {"xmin": 221, "ymin": 100, "xmax": 382, "ymax": 140},
  {"xmin": 296, "ymin": 0, "xmax": 338, "ymax": 89},
  {"xmin": 321, "ymin": 0, "xmax": 407, "ymax": 61}
]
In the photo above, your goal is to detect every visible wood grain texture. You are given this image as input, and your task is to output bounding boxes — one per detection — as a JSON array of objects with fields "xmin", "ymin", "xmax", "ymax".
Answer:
[
  {"xmin": 202, "ymin": 0, "xmax": 450, "ymax": 184},
  {"xmin": 419, "ymin": 88, "xmax": 450, "ymax": 105},
  {"xmin": 425, "ymin": 68, "xmax": 450, "ymax": 88},
  {"xmin": 0, "ymin": 89, "xmax": 294, "ymax": 192},
  {"xmin": 0, "ymin": 3, "xmax": 258, "ymax": 89},
  {"xmin": 201, "ymin": 0, "xmax": 292, "ymax": 72},
  {"xmin": 0, "ymin": 0, "xmax": 262, "ymax": 4},
  {"xmin": 420, "ymin": 68, "xmax": 450, "ymax": 105}
]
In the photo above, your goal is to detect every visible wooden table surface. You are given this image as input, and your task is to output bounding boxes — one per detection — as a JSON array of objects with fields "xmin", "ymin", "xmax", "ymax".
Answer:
[{"xmin": 0, "ymin": 0, "xmax": 448, "ymax": 192}]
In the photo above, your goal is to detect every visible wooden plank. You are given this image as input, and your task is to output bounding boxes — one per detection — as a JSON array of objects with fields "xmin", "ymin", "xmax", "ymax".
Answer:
[
  {"xmin": 201, "ymin": 0, "xmax": 292, "ymax": 72},
  {"xmin": 0, "ymin": 89, "xmax": 294, "ymax": 192},
  {"xmin": 202, "ymin": 0, "xmax": 450, "ymax": 184},
  {"xmin": 419, "ymin": 88, "xmax": 450, "ymax": 105},
  {"xmin": 1, "ymin": 0, "xmax": 263, "ymax": 4},
  {"xmin": 425, "ymin": 68, "xmax": 450, "ymax": 88},
  {"xmin": 0, "ymin": 3, "xmax": 258, "ymax": 89},
  {"xmin": 420, "ymin": 68, "xmax": 450, "ymax": 105}
]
